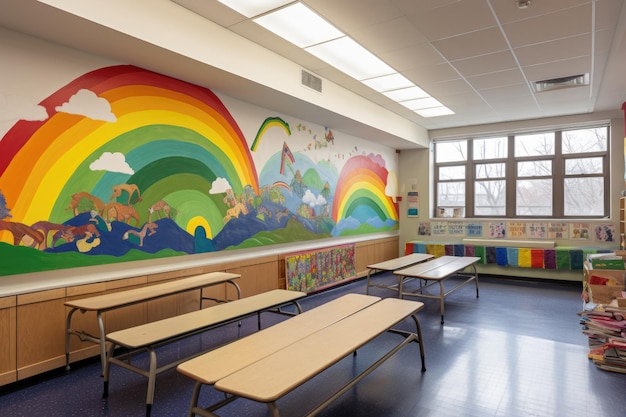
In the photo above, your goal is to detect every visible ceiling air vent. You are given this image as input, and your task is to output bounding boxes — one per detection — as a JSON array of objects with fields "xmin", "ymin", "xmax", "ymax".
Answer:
[
  {"xmin": 301, "ymin": 70, "xmax": 322, "ymax": 93},
  {"xmin": 532, "ymin": 73, "xmax": 589, "ymax": 93}
]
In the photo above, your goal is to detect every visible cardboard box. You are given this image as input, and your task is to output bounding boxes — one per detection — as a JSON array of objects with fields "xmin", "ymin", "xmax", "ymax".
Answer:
[
  {"xmin": 589, "ymin": 285, "xmax": 624, "ymax": 304},
  {"xmin": 583, "ymin": 262, "xmax": 626, "ymax": 287}
]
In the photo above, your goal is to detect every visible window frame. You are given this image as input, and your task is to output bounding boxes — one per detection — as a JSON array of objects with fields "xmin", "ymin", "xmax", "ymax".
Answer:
[{"xmin": 433, "ymin": 125, "xmax": 610, "ymax": 219}]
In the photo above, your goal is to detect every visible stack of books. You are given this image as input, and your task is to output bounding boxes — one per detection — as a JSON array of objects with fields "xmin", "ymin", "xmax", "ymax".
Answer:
[
  {"xmin": 579, "ymin": 298, "xmax": 626, "ymax": 373},
  {"xmin": 586, "ymin": 252, "xmax": 625, "ymax": 270}
]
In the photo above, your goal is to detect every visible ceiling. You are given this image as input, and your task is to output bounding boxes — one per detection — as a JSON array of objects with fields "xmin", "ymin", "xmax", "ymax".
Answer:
[{"xmin": 1, "ymin": 0, "xmax": 626, "ymax": 149}]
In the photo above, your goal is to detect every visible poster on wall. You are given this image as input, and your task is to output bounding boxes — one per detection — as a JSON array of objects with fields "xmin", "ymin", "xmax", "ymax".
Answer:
[
  {"xmin": 432, "ymin": 221, "xmax": 447, "ymax": 235},
  {"xmin": 548, "ymin": 223, "xmax": 569, "ymax": 239},
  {"xmin": 594, "ymin": 223, "xmax": 616, "ymax": 242},
  {"xmin": 407, "ymin": 191, "xmax": 419, "ymax": 217},
  {"xmin": 507, "ymin": 222, "xmax": 526, "ymax": 238},
  {"xmin": 527, "ymin": 223, "xmax": 547, "ymax": 239},
  {"xmin": 447, "ymin": 221, "xmax": 464, "ymax": 236},
  {"xmin": 418, "ymin": 222, "xmax": 431, "ymax": 236},
  {"xmin": 466, "ymin": 223, "xmax": 483, "ymax": 237},
  {"xmin": 0, "ymin": 64, "xmax": 400, "ymax": 277},
  {"xmin": 570, "ymin": 223, "xmax": 590, "ymax": 240},
  {"xmin": 488, "ymin": 221, "xmax": 506, "ymax": 238}
]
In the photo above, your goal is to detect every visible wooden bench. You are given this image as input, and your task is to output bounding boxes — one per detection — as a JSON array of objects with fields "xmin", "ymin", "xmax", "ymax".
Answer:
[
  {"xmin": 65, "ymin": 271, "xmax": 242, "ymax": 374},
  {"xmin": 177, "ymin": 294, "xmax": 426, "ymax": 417},
  {"xmin": 102, "ymin": 289, "xmax": 306, "ymax": 416},
  {"xmin": 365, "ymin": 253, "xmax": 434, "ymax": 295},
  {"xmin": 394, "ymin": 255, "xmax": 480, "ymax": 324}
]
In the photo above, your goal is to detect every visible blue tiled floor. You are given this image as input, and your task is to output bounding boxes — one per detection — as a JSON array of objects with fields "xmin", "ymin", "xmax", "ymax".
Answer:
[{"xmin": 1, "ymin": 273, "xmax": 625, "ymax": 416}]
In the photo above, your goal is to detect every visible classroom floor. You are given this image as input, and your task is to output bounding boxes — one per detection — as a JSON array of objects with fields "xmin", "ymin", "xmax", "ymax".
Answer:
[{"xmin": 1, "ymin": 272, "xmax": 625, "ymax": 417}]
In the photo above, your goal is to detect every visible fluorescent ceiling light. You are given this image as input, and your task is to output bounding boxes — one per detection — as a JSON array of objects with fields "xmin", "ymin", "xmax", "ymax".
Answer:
[
  {"xmin": 306, "ymin": 37, "xmax": 395, "ymax": 80},
  {"xmin": 416, "ymin": 107, "xmax": 455, "ymax": 117},
  {"xmin": 217, "ymin": 0, "xmax": 292, "ymax": 18},
  {"xmin": 253, "ymin": 3, "xmax": 343, "ymax": 48},
  {"xmin": 383, "ymin": 86, "xmax": 430, "ymax": 102},
  {"xmin": 399, "ymin": 97, "xmax": 442, "ymax": 110},
  {"xmin": 361, "ymin": 73, "xmax": 414, "ymax": 92}
]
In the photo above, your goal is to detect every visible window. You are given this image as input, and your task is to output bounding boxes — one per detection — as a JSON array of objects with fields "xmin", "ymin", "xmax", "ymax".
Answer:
[{"xmin": 433, "ymin": 126, "xmax": 609, "ymax": 218}]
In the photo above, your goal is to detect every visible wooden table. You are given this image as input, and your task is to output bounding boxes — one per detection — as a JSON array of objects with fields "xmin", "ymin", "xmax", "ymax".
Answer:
[
  {"xmin": 65, "ymin": 271, "xmax": 241, "ymax": 373},
  {"xmin": 177, "ymin": 295, "xmax": 426, "ymax": 417},
  {"xmin": 365, "ymin": 253, "xmax": 434, "ymax": 295},
  {"xmin": 393, "ymin": 256, "xmax": 480, "ymax": 324}
]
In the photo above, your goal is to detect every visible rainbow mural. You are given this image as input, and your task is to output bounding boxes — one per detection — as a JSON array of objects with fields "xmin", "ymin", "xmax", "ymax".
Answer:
[
  {"xmin": 332, "ymin": 155, "xmax": 398, "ymax": 227},
  {"xmin": 0, "ymin": 64, "xmax": 398, "ymax": 276}
]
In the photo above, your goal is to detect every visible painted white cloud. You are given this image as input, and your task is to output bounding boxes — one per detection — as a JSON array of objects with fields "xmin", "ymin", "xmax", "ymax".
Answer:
[
  {"xmin": 89, "ymin": 152, "xmax": 134, "ymax": 175},
  {"xmin": 55, "ymin": 89, "xmax": 117, "ymax": 122},
  {"xmin": 0, "ymin": 93, "xmax": 48, "ymax": 122},
  {"xmin": 210, "ymin": 177, "xmax": 232, "ymax": 194},
  {"xmin": 385, "ymin": 170, "xmax": 399, "ymax": 199},
  {"xmin": 302, "ymin": 189, "xmax": 326, "ymax": 207}
]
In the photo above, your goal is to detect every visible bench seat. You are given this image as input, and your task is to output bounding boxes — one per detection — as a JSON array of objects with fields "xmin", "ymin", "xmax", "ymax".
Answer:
[
  {"xmin": 103, "ymin": 289, "xmax": 306, "ymax": 416},
  {"xmin": 178, "ymin": 295, "xmax": 426, "ymax": 417}
]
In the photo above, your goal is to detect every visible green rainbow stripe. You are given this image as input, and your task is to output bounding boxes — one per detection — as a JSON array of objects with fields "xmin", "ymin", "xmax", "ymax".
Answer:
[{"xmin": 250, "ymin": 117, "xmax": 291, "ymax": 152}]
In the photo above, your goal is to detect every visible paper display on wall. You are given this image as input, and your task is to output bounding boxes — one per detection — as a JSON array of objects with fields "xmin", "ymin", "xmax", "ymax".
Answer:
[{"xmin": 407, "ymin": 191, "xmax": 419, "ymax": 217}]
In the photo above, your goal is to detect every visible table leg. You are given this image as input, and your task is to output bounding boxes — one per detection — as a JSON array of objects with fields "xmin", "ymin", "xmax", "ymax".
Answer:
[
  {"xmin": 365, "ymin": 269, "xmax": 374, "ymax": 294},
  {"xmin": 438, "ymin": 281, "xmax": 445, "ymax": 324},
  {"xmin": 97, "ymin": 311, "xmax": 107, "ymax": 375},
  {"xmin": 65, "ymin": 308, "xmax": 78, "ymax": 372},
  {"xmin": 473, "ymin": 264, "xmax": 480, "ymax": 298},
  {"xmin": 410, "ymin": 314, "xmax": 427, "ymax": 372}
]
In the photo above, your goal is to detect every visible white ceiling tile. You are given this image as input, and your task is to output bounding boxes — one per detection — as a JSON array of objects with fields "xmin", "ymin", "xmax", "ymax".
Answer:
[
  {"xmin": 478, "ymin": 83, "xmax": 535, "ymax": 102},
  {"xmin": 405, "ymin": 0, "xmax": 496, "ymax": 41},
  {"xmin": 350, "ymin": 17, "xmax": 429, "ymax": 55},
  {"xmin": 504, "ymin": 4, "xmax": 592, "ymax": 48},
  {"xmin": 378, "ymin": 44, "xmax": 446, "ymax": 72},
  {"xmin": 594, "ymin": 0, "xmax": 625, "ymax": 31},
  {"xmin": 467, "ymin": 68, "xmax": 527, "ymax": 90},
  {"xmin": 432, "ymin": 27, "xmax": 509, "ymax": 61},
  {"xmin": 306, "ymin": 0, "xmax": 404, "ymax": 32},
  {"xmin": 404, "ymin": 63, "xmax": 462, "ymax": 84},
  {"xmin": 421, "ymin": 79, "xmax": 476, "ymax": 98},
  {"xmin": 490, "ymin": 0, "xmax": 590, "ymax": 24},
  {"xmin": 514, "ymin": 34, "xmax": 592, "ymax": 67},
  {"xmin": 452, "ymin": 50, "xmax": 518, "ymax": 77}
]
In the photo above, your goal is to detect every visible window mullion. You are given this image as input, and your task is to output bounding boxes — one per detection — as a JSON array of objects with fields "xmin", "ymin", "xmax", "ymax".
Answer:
[
  {"xmin": 467, "ymin": 139, "xmax": 474, "ymax": 218},
  {"xmin": 554, "ymin": 131, "xmax": 563, "ymax": 217},
  {"xmin": 507, "ymin": 135, "xmax": 515, "ymax": 217}
]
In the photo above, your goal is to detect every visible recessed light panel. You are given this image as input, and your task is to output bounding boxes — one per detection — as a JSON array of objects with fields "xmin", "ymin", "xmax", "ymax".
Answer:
[
  {"xmin": 306, "ymin": 37, "xmax": 395, "ymax": 80},
  {"xmin": 217, "ymin": 0, "xmax": 292, "ymax": 18},
  {"xmin": 361, "ymin": 74, "xmax": 414, "ymax": 92},
  {"xmin": 383, "ymin": 86, "xmax": 430, "ymax": 102},
  {"xmin": 253, "ymin": 3, "xmax": 343, "ymax": 48},
  {"xmin": 416, "ymin": 107, "xmax": 455, "ymax": 117}
]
